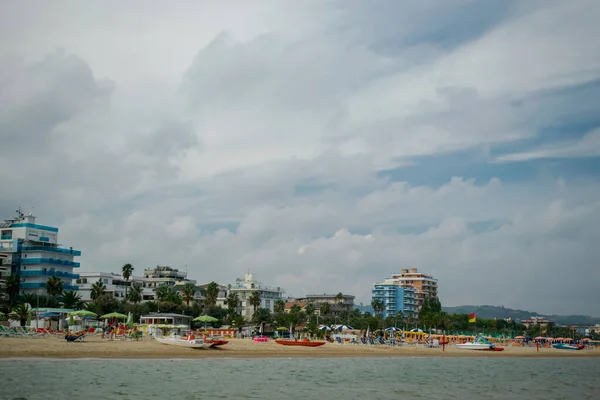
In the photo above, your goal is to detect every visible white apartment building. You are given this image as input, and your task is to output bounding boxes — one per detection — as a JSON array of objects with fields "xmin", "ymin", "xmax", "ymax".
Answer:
[
  {"xmin": 0, "ymin": 209, "xmax": 80, "ymax": 296},
  {"xmin": 228, "ymin": 272, "xmax": 285, "ymax": 320},
  {"xmin": 76, "ymin": 272, "xmax": 156, "ymax": 302},
  {"xmin": 143, "ymin": 265, "xmax": 196, "ymax": 288}
]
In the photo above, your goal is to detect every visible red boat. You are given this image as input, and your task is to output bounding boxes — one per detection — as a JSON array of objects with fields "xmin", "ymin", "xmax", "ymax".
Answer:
[
  {"xmin": 206, "ymin": 339, "xmax": 229, "ymax": 347},
  {"xmin": 275, "ymin": 338, "xmax": 326, "ymax": 347}
]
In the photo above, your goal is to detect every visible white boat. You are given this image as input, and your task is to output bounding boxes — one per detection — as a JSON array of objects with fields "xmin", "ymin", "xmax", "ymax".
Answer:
[
  {"xmin": 155, "ymin": 335, "xmax": 213, "ymax": 349},
  {"xmin": 456, "ymin": 335, "xmax": 501, "ymax": 351}
]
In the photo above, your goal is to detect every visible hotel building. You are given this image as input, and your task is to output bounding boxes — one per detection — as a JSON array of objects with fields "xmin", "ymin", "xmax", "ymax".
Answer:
[
  {"xmin": 0, "ymin": 209, "xmax": 80, "ymax": 295},
  {"xmin": 372, "ymin": 268, "xmax": 438, "ymax": 317},
  {"xmin": 228, "ymin": 272, "xmax": 285, "ymax": 320},
  {"xmin": 295, "ymin": 293, "xmax": 356, "ymax": 315},
  {"xmin": 142, "ymin": 265, "xmax": 196, "ymax": 288},
  {"xmin": 371, "ymin": 283, "xmax": 418, "ymax": 318},
  {"xmin": 76, "ymin": 272, "xmax": 156, "ymax": 302}
]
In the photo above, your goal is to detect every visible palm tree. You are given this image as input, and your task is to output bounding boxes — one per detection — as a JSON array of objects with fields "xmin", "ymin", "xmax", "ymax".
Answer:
[
  {"xmin": 205, "ymin": 281, "xmax": 219, "ymax": 307},
  {"xmin": 5, "ymin": 274, "xmax": 21, "ymax": 306},
  {"xmin": 90, "ymin": 279, "xmax": 106, "ymax": 300},
  {"xmin": 46, "ymin": 275, "xmax": 64, "ymax": 298},
  {"xmin": 8, "ymin": 303, "xmax": 30, "ymax": 326},
  {"xmin": 181, "ymin": 284, "xmax": 195, "ymax": 306},
  {"xmin": 371, "ymin": 298, "xmax": 385, "ymax": 316},
  {"xmin": 225, "ymin": 292, "xmax": 240, "ymax": 319},
  {"xmin": 59, "ymin": 291, "xmax": 84, "ymax": 309},
  {"xmin": 128, "ymin": 285, "xmax": 142, "ymax": 304},
  {"xmin": 335, "ymin": 292, "xmax": 344, "ymax": 305},
  {"xmin": 248, "ymin": 291, "xmax": 261, "ymax": 314},
  {"xmin": 273, "ymin": 299, "xmax": 285, "ymax": 314},
  {"xmin": 252, "ymin": 307, "xmax": 272, "ymax": 333},
  {"xmin": 155, "ymin": 284, "xmax": 172, "ymax": 302},
  {"xmin": 121, "ymin": 263, "xmax": 134, "ymax": 301}
]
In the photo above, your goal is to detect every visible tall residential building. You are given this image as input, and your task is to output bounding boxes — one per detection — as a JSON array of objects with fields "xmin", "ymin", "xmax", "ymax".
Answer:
[
  {"xmin": 0, "ymin": 209, "xmax": 80, "ymax": 296},
  {"xmin": 371, "ymin": 283, "xmax": 418, "ymax": 318},
  {"xmin": 76, "ymin": 272, "xmax": 156, "ymax": 302},
  {"xmin": 372, "ymin": 268, "xmax": 438, "ymax": 317},
  {"xmin": 142, "ymin": 265, "xmax": 196, "ymax": 288},
  {"xmin": 228, "ymin": 272, "xmax": 285, "ymax": 320}
]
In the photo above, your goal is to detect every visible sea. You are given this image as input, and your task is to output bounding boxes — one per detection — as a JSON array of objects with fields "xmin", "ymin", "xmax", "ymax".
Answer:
[{"xmin": 0, "ymin": 357, "xmax": 598, "ymax": 400}]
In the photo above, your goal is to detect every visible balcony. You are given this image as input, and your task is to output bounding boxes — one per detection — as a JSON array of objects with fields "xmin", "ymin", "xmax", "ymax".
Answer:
[
  {"xmin": 19, "ymin": 270, "xmax": 80, "ymax": 279},
  {"xmin": 20, "ymin": 245, "xmax": 82, "ymax": 256},
  {"xmin": 21, "ymin": 258, "xmax": 80, "ymax": 268}
]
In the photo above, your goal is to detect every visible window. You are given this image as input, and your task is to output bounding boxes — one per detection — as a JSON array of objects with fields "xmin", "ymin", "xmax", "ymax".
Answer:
[{"xmin": 103, "ymin": 279, "xmax": 108, "ymax": 284}]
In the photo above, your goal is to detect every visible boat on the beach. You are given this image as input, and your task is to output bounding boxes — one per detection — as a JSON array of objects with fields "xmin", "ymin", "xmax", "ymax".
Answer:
[
  {"xmin": 552, "ymin": 343, "xmax": 583, "ymax": 351},
  {"xmin": 456, "ymin": 336, "xmax": 503, "ymax": 351},
  {"xmin": 275, "ymin": 338, "xmax": 326, "ymax": 347},
  {"xmin": 156, "ymin": 335, "xmax": 214, "ymax": 349},
  {"xmin": 205, "ymin": 339, "xmax": 229, "ymax": 346}
]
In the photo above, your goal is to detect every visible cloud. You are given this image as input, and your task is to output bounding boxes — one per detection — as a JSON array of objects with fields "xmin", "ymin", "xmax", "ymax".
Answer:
[
  {"xmin": 1, "ymin": 1, "xmax": 600, "ymax": 316},
  {"xmin": 494, "ymin": 128, "xmax": 600, "ymax": 162}
]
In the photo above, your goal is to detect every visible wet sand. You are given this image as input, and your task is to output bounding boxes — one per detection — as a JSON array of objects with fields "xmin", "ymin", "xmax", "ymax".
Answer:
[{"xmin": 1, "ymin": 336, "xmax": 599, "ymax": 359}]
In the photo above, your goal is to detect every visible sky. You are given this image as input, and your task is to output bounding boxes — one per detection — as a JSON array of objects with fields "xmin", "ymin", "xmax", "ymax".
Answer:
[{"xmin": 1, "ymin": 0, "xmax": 599, "ymax": 316}]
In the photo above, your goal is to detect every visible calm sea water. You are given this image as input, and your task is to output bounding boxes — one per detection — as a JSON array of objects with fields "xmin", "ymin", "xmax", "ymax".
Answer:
[{"xmin": 1, "ymin": 357, "xmax": 599, "ymax": 400}]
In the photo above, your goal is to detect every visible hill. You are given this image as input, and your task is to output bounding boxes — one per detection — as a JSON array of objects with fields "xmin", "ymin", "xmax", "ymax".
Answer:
[{"xmin": 442, "ymin": 305, "xmax": 600, "ymax": 326}]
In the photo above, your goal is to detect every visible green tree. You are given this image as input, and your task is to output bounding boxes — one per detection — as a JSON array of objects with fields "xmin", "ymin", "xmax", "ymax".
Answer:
[
  {"xmin": 90, "ymin": 279, "xmax": 106, "ymax": 300},
  {"xmin": 8, "ymin": 303, "xmax": 30, "ymax": 326},
  {"xmin": 248, "ymin": 291, "xmax": 261, "ymax": 313},
  {"xmin": 371, "ymin": 298, "xmax": 385, "ymax": 316},
  {"xmin": 155, "ymin": 285, "xmax": 172, "ymax": 302},
  {"xmin": 5, "ymin": 274, "xmax": 21, "ymax": 306},
  {"xmin": 304, "ymin": 302, "xmax": 315, "ymax": 322},
  {"xmin": 273, "ymin": 299, "xmax": 285, "ymax": 314},
  {"xmin": 205, "ymin": 281, "xmax": 219, "ymax": 307},
  {"xmin": 181, "ymin": 284, "xmax": 195, "ymax": 306},
  {"xmin": 46, "ymin": 275, "xmax": 64, "ymax": 298},
  {"xmin": 252, "ymin": 307, "xmax": 272, "ymax": 333},
  {"xmin": 128, "ymin": 285, "xmax": 142, "ymax": 304},
  {"xmin": 59, "ymin": 291, "xmax": 84, "ymax": 309},
  {"xmin": 86, "ymin": 293, "xmax": 120, "ymax": 317},
  {"xmin": 319, "ymin": 302, "xmax": 331, "ymax": 318},
  {"xmin": 225, "ymin": 292, "xmax": 240, "ymax": 321},
  {"xmin": 121, "ymin": 263, "xmax": 134, "ymax": 301}
]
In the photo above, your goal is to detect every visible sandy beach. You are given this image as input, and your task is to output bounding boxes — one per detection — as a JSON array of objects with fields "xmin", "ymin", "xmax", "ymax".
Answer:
[{"xmin": 1, "ymin": 337, "xmax": 599, "ymax": 359}]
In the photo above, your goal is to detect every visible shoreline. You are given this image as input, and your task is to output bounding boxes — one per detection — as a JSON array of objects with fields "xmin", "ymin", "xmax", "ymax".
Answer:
[{"xmin": 2, "ymin": 338, "xmax": 598, "ymax": 360}]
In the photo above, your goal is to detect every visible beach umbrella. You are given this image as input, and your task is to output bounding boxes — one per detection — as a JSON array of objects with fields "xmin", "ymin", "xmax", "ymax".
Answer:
[
  {"xmin": 69, "ymin": 310, "xmax": 97, "ymax": 318},
  {"xmin": 26, "ymin": 310, "xmax": 31, "ymax": 327},
  {"xmin": 318, "ymin": 325, "xmax": 332, "ymax": 331},
  {"xmin": 193, "ymin": 315, "xmax": 218, "ymax": 329},
  {"xmin": 410, "ymin": 328, "xmax": 424, "ymax": 333},
  {"xmin": 385, "ymin": 327, "xmax": 401, "ymax": 332},
  {"xmin": 126, "ymin": 312, "xmax": 133, "ymax": 329},
  {"xmin": 333, "ymin": 324, "xmax": 353, "ymax": 330},
  {"xmin": 100, "ymin": 312, "xmax": 127, "ymax": 319}
]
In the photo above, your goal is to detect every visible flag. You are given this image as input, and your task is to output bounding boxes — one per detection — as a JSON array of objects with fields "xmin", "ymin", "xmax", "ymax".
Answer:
[{"xmin": 468, "ymin": 313, "xmax": 476, "ymax": 323}]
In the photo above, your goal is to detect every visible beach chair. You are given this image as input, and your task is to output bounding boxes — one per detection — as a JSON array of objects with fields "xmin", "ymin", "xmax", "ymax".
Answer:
[
  {"xmin": 360, "ymin": 337, "xmax": 368, "ymax": 345},
  {"xmin": 65, "ymin": 333, "xmax": 86, "ymax": 342},
  {"xmin": 335, "ymin": 337, "xmax": 343, "ymax": 345},
  {"xmin": 368, "ymin": 338, "xmax": 376, "ymax": 345},
  {"xmin": 389, "ymin": 338, "xmax": 397, "ymax": 346}
]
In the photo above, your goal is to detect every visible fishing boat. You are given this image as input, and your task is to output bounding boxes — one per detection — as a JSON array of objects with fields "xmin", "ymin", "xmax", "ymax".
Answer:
[
  {"xmin": 552, "ymin": 343, "xmax": 583, "ymax": 351},
  {"xmin": 156, "ymin": 334, "xmax": 213, "ymax": 349},
  {"xmin": 456, "ymin": 335, "xmax": 503, "ymax": 351},
  {"xmin": 275, "ymin": 338, "xmax": 326, "ymax": 347}
]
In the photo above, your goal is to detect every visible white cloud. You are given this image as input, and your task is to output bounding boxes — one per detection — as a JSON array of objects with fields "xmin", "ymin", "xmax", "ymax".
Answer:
[{"xmin": 495, "ymin": 128, "xmax": 600, "ymax": 162}]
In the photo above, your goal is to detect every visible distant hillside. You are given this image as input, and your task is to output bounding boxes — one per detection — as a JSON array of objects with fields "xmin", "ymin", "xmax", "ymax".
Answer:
[{"xmin": 443, "ymin": 305, "xmax": 600, "ymax": 326}]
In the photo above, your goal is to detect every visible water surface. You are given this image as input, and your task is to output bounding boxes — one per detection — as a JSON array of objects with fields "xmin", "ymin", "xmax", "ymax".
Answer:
[{"xmin": 1, "ymin": 357, "xmax": 598, "ymax": 399}]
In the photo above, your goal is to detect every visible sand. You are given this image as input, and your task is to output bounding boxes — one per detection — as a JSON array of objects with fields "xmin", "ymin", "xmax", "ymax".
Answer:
[{"xmin": 1, "ymin": 336, "xmax": 599, "ymax": 359}]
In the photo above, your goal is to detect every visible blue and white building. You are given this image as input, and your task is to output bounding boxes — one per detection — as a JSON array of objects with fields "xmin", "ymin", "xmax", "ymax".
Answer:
[
  {"xmin": 0, "ymin": 209, "xmax": 80, "ymax": 295},
  {"xmin": 372, "ymin": 280, "xmax": 419, "ymax": 319}
]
